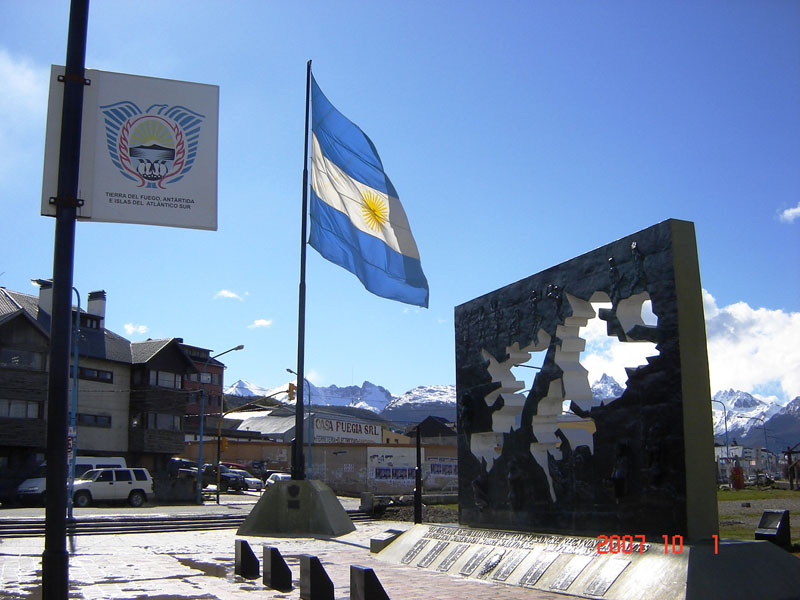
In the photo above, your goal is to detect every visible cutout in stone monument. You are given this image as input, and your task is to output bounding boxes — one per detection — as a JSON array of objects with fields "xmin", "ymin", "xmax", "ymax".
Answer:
[{"xmin": 455, "ymin": 219, "xmax": 718, "ymax": 540}]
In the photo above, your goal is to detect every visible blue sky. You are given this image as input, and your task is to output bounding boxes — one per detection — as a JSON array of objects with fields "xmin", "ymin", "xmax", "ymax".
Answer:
[{"xmin": 2, "ymin": 1, "xmax": 798, "ymax": 402}]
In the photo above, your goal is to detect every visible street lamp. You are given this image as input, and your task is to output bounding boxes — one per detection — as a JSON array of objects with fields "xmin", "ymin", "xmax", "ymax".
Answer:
[
  {"xmin": 196, "ymin": 344, "xmax": 243, "ymax": 504},
  {"xmin": 748, "ymin": 416, "xmax": 770, "ymax": 476},
  {"xmin": 711, "ymin": 399, "xmax": 729, "ymax": 483},
  {"xmin": 287, "ymin": 368, "xmax": 312, "ymax": 477},
  {"xmin": 67, "ymin": 287, "xmax": 80, "ymax": 521}
]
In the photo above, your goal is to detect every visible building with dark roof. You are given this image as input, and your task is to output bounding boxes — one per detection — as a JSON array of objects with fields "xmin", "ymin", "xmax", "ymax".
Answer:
[{"xmin": 0, "ymin": 281, "xmax": 228, "ymax": 502}]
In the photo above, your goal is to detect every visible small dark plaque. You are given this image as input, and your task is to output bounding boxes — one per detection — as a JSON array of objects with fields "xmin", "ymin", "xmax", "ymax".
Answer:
[
  {"xmin": 401, "ymin": 539, "xmax": 430, "ymax": 565},
  {"xmin": 492, "ymin": 549, "xmax": 527, "ymax": 582},
  {"xmin": 460, "ymin": 547, "xmax": 492, "ymax": 576},
  {"xmin": 437, "ymin": 543, "xmax": 469, "ymax": 571},
  {"xmin": 288, "ymin": 499, "xmax": 301, "ymax": 509},
  {"xmin": 417, "ymin": 541, "xmax": 449, "ymax": 568},
  {"xmin": 550, "ymin": 555, "xmax": 593, "ymax": 591},
  {"xmin": 584, "ymin": 559, "xmax": 630, "ymax": 597},
  {"xmin": 520, "ymin": 551, "xmax": 558, "ymax": 587}
]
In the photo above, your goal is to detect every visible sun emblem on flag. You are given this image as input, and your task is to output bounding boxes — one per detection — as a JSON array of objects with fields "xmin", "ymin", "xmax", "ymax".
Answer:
[{"xmin": 361, "ymin": 190, "xmax": 389, "ymax": 231}]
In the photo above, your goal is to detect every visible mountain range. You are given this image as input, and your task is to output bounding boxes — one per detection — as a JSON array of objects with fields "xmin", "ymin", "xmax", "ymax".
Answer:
[{"xmin": 225, "ymin": 377, "xmax": 800, "ymax": 451}]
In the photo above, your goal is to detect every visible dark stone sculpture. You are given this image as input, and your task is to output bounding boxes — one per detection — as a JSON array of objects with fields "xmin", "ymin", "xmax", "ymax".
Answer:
[
  {"xmin": 234, "ymin": 539, "xmax": 259, "ymax": 580},
  {"xmin": 300, "ymin": 554, "xmax": 334, "ymax": 600},
  {"xmin": 455, "ymin": 219, "xmax": 717, "ymax": 540},
  {"xmin": 263, "ymin": 546, "xmax": 293, "ymax": 592},
  {"xmin": 350, "ymin": 565, "xmax": 391, "ymax": 600}
]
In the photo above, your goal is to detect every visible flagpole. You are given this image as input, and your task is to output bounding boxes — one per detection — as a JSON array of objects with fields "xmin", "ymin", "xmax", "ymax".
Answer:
[{"xmin": 292, "ymin": 60, "xmax": 312, "ymax": 481}]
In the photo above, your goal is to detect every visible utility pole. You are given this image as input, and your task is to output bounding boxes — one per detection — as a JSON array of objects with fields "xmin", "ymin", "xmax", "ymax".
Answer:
[{"xmin": 42, "ymin": 2, "xmax": 89, "ymax": 598}]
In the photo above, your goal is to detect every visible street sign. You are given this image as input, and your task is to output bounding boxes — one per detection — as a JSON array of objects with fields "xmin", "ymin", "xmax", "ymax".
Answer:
[{"xmin": 42, "ymin": 66, "xmax": 219, "ymax": 230}]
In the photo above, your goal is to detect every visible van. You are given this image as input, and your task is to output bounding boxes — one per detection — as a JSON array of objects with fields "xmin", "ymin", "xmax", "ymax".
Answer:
[
  {"xmin": 72, "ymin": 467, "xmax": 153, "ymax": 507},
  {"xmin": 16, "ymin": 456, "xmax": 127, "ymax": 504}
]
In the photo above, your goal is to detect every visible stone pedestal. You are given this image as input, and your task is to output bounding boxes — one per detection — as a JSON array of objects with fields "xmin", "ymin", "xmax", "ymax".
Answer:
[{"xmin": 236, "ymin": 479, "xmax": 354, "ymax": 537}]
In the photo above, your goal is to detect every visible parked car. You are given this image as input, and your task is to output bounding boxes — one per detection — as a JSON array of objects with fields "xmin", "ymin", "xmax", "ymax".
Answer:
[
  {"xmin": 167, "ymin": 457, "xmax": 198, "ymax": 478},
  {"xmin": 201, "ymin": 464, "xmax": 245, "ymax": 492},
  {"xmin": 17, "ymin": 456, "xmax": 127, "ymax": 505},
  {"xmin": 265, "ymin": 472, "xmax": 291, "ymax": 487},
  {"xmin": 72, "ymin": 468, "xmax": 153, "ymax": 508},
  {"xmin": 229, "ymin": 468, "xmax": 263, "ymax": 491}
]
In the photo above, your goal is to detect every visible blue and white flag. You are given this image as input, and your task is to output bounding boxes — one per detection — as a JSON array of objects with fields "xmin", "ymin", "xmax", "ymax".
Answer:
[{"xmin": 309, "ymin": 75, "xmax": 429, "ymax": 308}]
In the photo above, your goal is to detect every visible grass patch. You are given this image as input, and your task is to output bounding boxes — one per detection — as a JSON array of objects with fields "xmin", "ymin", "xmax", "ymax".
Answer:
[{"xmin": 717, "ymin": 488, "xmax": 800, "ymax": 502}]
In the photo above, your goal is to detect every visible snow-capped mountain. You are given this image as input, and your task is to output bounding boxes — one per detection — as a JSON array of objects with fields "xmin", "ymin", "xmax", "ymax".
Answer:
[
  {"xmin": 711, "ymin": 389, "xmax": 783, "ymax": 439},
  {"xmin": 711, "ymin": 389, "xmax": 798, "ymax": 453},
  {"xmin": 224, "ymin": 380, "xmax": 273, "ymax": 397},
  {"xmin": 225, "ymin": 379, "xmax": 394, "ymax": 413},
  {"xmin": 381, "ymin": 385, "xmax": 456, "ymax": 424},
  {"xmin": 591, "ymin": 374, "xmax": 624, "ymax": 402}
]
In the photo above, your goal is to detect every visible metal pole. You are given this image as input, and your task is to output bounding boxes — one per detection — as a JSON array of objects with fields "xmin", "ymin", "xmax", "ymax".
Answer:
[
  {"xmin": 414, "ymin": 425, "xmax": 422, "ymax": 524},
  {"xmin": 293, "ymin": 59, "xmax": 312, "ymax": 481},
  {"xmin": 196, "ymin": 345, "xmax": 242, "ymax": 504},
  {"xmin": 307, "ymin": 385, "xmax": 312, "ymax": 477},
  {"xmin": 43, "ymin": 2, "xmax": 89, "ymax": 597},
  {"xmin": 196, "ymin": 387, "xmax": 206, "ymax": 504},
  {"xmin": 67, "ymin": 288, "xmax": 80, "ymax": 520}
]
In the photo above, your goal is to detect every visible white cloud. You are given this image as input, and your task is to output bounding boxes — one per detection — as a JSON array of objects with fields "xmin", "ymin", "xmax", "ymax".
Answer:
[
  {"xmin": 704, "ymin": 292, "xmax": 800, "ymax": 401},
  {"xmin": 0, "ymin": 49, "xmax": 48, "ymax": 178},
  {"xmin": 778, "ymin": 202, "xmax": 800, "ymax": 224},
  {"xmin": 124, "ymin": 323, "xmax": 149, "ymax": 335},
  {"xmin": 578, "ymin": 292, "xmax": 800, "ymax": 402},
  {"xmin": 214, "ymin": 289, "xmax": 243, "ymax": 301},
  {"xmin": 247, "ymin": 318, "xmax": 272, "ymax": 329}
]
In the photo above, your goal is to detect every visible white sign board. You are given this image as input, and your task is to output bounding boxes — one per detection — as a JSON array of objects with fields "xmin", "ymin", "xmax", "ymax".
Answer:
[
  {"xmin": 42, "ymin": 66, "xmax": 219, "ymax": 230},
  {"xmin": 313, "ymin": 416, "xmax": 382, "ymax": 444}
]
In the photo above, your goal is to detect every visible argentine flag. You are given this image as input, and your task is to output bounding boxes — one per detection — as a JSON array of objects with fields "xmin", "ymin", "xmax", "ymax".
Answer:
[{"xmin": 309, "ymin": 75, "xmax": 429, "ymax": 308}]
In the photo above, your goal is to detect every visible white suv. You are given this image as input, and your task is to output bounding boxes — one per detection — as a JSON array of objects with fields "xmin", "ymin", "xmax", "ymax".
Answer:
[{"xmin": 72, "ymin": 468, "xmax": 153, "ymax": 507}]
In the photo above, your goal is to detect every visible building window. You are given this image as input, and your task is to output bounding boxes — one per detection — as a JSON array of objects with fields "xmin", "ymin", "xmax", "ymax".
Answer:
[
  {"xmin": 146, "ymin": 412, "xmax": 181, "ymax": 431},
  {"xmin": 149, "ymin": 370, "xmax": 182, "ymax": 389},
  {"xmin": 0, "ymin": 348, "xmax": 44, "ymax": 370},
  {"xmin": 71, "ymin": 366, "xmax": 114, "ymax": 383},
  {"xmin": 79, "ymin": 314, "xmax": 100, "ymax": 329},
  {"xmin": 77, "ymin": 413, "xmax": 112, "ymax": 428},
  {"xmin": 0, "ymin": 399, "xmax": 40, "ymax": 419}
]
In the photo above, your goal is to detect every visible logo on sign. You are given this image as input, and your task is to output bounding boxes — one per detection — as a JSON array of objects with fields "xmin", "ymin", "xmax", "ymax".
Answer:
[{"xmin": 101, "ymin": 101, "xmax": 206, "ymax": 189}]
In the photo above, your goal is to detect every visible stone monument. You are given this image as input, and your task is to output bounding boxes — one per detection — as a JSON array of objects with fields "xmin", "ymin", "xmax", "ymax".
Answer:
[{"xmin": 455, "ymin": 218, "xmax": 717, "ymax": 541}]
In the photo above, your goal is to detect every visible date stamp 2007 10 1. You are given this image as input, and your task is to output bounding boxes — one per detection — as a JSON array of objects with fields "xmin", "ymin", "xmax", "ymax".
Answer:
[{"xmin": 596, "ymin": 534, "xmax": 721, "ymax": 555}]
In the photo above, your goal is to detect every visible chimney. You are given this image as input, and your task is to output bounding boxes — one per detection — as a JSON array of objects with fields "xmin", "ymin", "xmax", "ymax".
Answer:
[
  {"xmin": 87, "ymin": 290, "xmax": 106, "ymax": 324},
  {"xmin": 31, "ymin": 278, "xmax": 53, "ymax": 316}
]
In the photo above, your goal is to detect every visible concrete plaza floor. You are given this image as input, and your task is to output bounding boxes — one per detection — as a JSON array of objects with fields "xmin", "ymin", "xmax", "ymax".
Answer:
[{"xmin": 0, "ymin": 496, "xmax": 565, "ymax": 600}]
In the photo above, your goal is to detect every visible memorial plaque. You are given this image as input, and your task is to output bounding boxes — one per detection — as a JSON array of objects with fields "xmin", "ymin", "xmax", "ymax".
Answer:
[
  {"xmin": 584, "ymin": 559, "xmax": 630, "ymax": 597},
  {"xmin": 519, "ymin": 551, "xmax": 558, "ymax": 587},
  {"xmin": 417, "ymin": 541, "xmax": 449, "ymax": 568},
  {"xmin": 401, "ymin": 539, "xmax": 430, "ymax": 565},
  {"xmin": 460, "ymin": 547, "xmax": 493, "ymax": 576},
  {"xmin": 550, "ymin": 554, "xmax": 593, "ymax": 591},
  {"xmin": 437, "ymin": 543, "xmax": 469, "ymax": 572}
]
